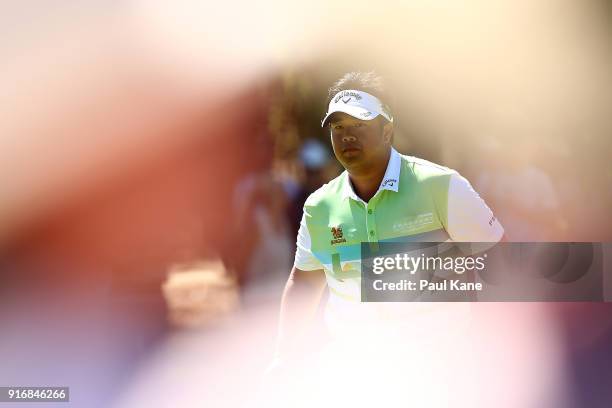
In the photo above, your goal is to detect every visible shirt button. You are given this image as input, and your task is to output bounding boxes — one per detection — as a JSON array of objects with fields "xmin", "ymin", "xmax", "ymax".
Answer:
[
  {"xmin": 368, "ymin": 209, "xmax": 373, "ymax": 214},
  {"xmin": 369, "ymin": 230, "xmax": 375, "ymax": 235}
]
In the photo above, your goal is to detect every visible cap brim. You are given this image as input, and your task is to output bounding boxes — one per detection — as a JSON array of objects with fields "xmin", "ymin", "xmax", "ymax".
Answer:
[{"xmin": 320, "ymin": 106, "xmax": 380, "ymax": 128}]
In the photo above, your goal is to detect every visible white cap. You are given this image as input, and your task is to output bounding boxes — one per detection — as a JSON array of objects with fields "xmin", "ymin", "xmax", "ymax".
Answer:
[{"xmin": 321, "ymin": 89, "xmax": 393, "ymax": 127}]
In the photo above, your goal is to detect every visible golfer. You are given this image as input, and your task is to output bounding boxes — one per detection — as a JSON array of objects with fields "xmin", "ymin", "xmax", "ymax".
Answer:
[{"xmin": 273, "ymin": 71, "xmax": 505, "ymax": 366}]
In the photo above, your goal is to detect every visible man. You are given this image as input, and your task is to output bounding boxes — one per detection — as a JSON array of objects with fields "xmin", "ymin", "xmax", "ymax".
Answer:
[{"xmin": 273, "ymin": 71, "xmax": 505, "ymax": 366}]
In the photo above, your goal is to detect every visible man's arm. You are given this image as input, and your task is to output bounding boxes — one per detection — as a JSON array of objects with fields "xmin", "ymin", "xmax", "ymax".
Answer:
[
  {"xmin": 274, "ymin": 266, "xmax": 327, "ymax": 362},
  {"xmin": 445, "ymin": 173, "xmax": 505, "ymax": 242}
]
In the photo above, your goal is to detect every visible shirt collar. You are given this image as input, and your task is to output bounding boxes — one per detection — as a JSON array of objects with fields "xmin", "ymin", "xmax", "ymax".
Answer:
[{"xmin": 341, "ymin": 147, "xmax": 402, "ymax": 202}]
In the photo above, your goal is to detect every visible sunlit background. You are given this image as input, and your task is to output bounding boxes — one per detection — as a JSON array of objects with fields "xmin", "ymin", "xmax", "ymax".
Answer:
[{"xmin": 0, "ymin": 1, "xmax": 611, "ymax": 407}]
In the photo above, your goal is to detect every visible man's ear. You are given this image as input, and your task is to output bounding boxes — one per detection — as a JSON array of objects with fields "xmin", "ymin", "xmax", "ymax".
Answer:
[{"xmin": 382, "ymin": 121, "xmax": 394, "ymax": 144}]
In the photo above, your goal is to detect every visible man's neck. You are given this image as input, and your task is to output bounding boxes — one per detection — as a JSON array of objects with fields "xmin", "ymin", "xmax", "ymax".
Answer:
[{"xmin": 348, "ymin": 148, "xmax": 391, "ymax": 203}]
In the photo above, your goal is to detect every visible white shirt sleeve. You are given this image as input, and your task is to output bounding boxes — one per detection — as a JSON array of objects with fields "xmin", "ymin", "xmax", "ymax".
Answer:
[
  {"xmin": 446, "ymin": 173, "xmax": 505, "ymax": 242},
  {"xmin": 293, "ymin": 211, "xmax": 324, "ymax": 271}
]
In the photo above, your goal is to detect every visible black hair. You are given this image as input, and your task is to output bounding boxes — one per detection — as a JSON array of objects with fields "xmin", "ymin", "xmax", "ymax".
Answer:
[{"xmin": 326, "ymin": 71, "xmax": 393, "ymax": 115}]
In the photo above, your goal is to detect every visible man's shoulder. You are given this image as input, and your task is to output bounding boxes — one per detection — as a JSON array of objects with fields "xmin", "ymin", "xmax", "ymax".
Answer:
[
  {"xmin": 399, "ymin": 154, "xmax": 458, "ymax": 182},
  {"xmin": 303, "ymin": 172, "xmax": 346, "ymax": 210}
]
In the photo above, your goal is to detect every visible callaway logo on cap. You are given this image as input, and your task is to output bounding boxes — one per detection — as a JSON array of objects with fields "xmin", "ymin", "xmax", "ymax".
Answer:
[{"xmin": 321, "ymin": 90, "xmax": 393, "ymax": 127}]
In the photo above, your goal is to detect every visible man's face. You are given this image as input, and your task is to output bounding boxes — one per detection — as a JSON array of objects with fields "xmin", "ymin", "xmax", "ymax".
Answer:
[{"xmin": 328, "ymin": 112, "xmax": 392, "ymax": 172}]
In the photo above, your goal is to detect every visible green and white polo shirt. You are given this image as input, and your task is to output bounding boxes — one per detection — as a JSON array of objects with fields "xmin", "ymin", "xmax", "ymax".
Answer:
[{"xmin": 293, "ymin": 148, "xmax": 503, "ymax": 335}]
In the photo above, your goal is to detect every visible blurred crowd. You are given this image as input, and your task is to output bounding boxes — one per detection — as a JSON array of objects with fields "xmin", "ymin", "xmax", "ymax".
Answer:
[{"xmin": 218, "ymin": 69, "xmax": 612, "ymax": 294}]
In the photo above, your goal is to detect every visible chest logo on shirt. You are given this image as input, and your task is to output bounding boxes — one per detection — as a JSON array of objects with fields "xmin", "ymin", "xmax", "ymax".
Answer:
[
  {"xmin": 392, "ymin": 212, "xmax": 434, "ymax": 233},
  {"xmin": 330, "ymin": 226, "xmax": 347, "ymax": 245}
]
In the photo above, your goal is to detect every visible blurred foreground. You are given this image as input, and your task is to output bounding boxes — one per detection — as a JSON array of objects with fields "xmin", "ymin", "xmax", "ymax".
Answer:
[{"xmin": 1, "ymin": 1, "xmax": 612, "ymax": 407}]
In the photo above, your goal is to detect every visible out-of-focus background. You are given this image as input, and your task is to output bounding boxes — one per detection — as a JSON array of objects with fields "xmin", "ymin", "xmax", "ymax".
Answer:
[{"xmin": 0, "ymin": 1, "xmax": 611, "ymax": 407}]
